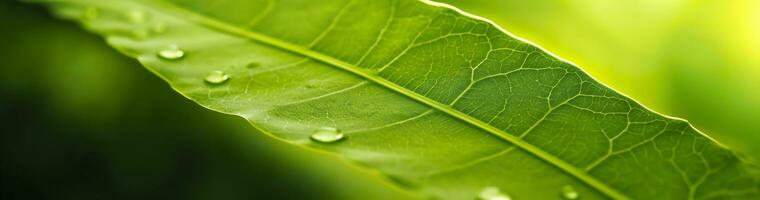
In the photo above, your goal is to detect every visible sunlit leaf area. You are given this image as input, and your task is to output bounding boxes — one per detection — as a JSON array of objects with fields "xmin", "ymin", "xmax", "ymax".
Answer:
[{"xmin": 2, "ymin": 0, "xmax": 758, "ymax": 199}]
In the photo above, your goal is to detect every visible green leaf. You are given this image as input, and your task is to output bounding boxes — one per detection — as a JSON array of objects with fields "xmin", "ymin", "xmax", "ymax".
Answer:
[{"xmin": 30, "ymin": 0, "xmax": 760, "ymax": 199}]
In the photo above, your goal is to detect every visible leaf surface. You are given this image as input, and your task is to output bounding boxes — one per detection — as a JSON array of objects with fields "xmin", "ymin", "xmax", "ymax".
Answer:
[{"xmin": 31, "ymin": 0, "xmax": 760, "ymax": 199}]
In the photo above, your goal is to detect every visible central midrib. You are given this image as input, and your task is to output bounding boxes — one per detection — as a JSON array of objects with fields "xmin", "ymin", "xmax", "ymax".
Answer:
[{"xmin": 145, "ymin": 0, "xmax": 629, "ymax": 199}]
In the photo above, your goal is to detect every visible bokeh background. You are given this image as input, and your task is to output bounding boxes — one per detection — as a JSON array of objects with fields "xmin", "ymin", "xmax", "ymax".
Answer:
[{"xmin": 1, "ymin": 0, "xmax": 758, "ymax": 199}]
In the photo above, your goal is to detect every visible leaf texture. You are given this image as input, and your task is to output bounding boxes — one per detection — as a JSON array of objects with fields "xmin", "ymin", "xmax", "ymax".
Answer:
[{"xmin": 31, "ymin": 0, "xmax": 760, "ymax": 199}]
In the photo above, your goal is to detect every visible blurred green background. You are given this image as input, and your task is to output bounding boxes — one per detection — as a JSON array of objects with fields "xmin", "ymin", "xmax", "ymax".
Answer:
[{"xmin": 1, "ymin": 0, "xmax": 758, "ymax": 199}]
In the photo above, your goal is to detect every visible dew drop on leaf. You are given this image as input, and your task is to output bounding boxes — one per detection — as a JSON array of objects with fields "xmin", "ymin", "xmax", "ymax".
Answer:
[
  {"xmin": 478, "ymin": 186, "xmax": 511, "ymax": 200},
  {"xmin": 126, "ymin": 10, "xmax": 148, "ymax": 24},
  {"xmin": 561, "ymin": 185, "xmax": 579, "ymax": 200},
  {"xmin": 204, "ymin": 70, "xmax": 230, "ymax": 84},
  {"xmin": 157, "ymin": 44, "xmax": 184, "ymax": 60},
  {"xmin": 310, "ymin": 127, "xmax": 344, "ymax": 143},
  {"xmin": 82, "ymin": 6, "xmax": 99, "ymax": 20}
]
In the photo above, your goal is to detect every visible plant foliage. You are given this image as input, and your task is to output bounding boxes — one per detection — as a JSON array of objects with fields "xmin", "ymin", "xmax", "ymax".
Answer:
[{"xmin": 29, "ymin": 0, "xmax": 760, "ymax": 199}]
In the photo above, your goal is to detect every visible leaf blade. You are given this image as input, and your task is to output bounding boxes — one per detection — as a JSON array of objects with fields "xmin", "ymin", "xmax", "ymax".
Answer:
[{"xmin": 32, "ymin": 0, "xmax": 760, "ymax": 199}]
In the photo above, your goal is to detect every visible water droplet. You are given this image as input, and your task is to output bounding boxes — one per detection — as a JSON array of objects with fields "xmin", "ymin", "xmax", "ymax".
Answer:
[
  {"xmin": 151, "ymin": 23, "xmax": 166, "ymax": 33},
  {"xmin": 82, "ymin": 6, "xmax": 99, "ymax": 20},
  {"xmin": 561, "ymin": 185, "xmax": 579, "ymax": 200},
  {"xmin": 310, "ymin": 127, "xmax": 344, "ymax": 143},
  {"xmin": 478, "ymin": 186, "xmax": 511, "ymax": 200},
  {"xmin": 246, "ymin": 62, "xmax": 260, "ymax": 69},
  {"xmin": 126, "ymin": 10, "xmax": 148, "ymax": 24},
  {"xmin": 204, "ymin": 70, "xmax": 230, "ymax": 84},
  {"xmin": 157, "ymin": 44, "xmax": 184, "ymax": 60}
]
